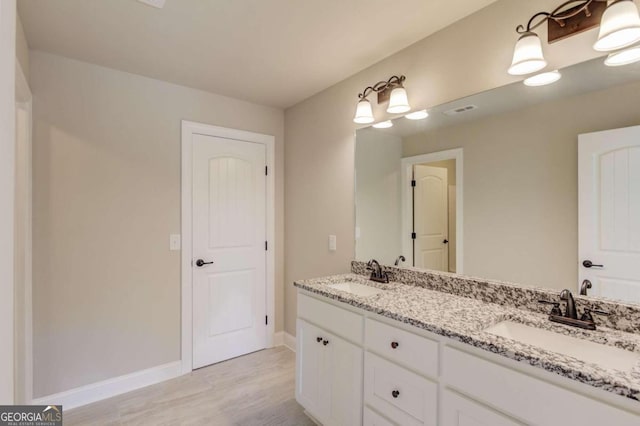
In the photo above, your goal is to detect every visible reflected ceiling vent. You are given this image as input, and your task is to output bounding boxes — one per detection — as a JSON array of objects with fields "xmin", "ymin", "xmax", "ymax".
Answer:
[
  {"xmin": 137, "ymin": 0, "xmax": 166, "ymax": 8},
  {"xmin": 443, "ymin": 105, "xmax": 478, "ymax": 116}
]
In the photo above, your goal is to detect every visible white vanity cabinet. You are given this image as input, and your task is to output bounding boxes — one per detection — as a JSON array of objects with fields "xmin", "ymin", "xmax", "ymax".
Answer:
[
  {"xmin": 296, "ymin": 294, "xmax": 364, "ymax": 426},
  {"xmin": 296, "ymin": 290, "xmax": 640, "ymax": 426}
]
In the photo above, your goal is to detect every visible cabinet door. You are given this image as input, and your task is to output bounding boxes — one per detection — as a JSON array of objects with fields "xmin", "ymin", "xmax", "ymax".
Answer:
[
  {"xmin": 442, "ymin": 390, "xmax": 523, "ymax": 426},
  {"xmin": 296, "ymin": 319, "xmax": 330, "ymax": 422},
  {"xmin": 326, "ymin": 332, "xmax": 364, "ymax": 426}
]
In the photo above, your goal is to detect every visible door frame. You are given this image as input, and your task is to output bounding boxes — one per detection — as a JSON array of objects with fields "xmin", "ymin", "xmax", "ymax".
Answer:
[
  {"xmin": 15, "ymin": 59, "xmax": 32, "ymax": 404},
  {"xmin": 401, "ymin": 148, "xmax": 464, "ymax": 273},
  {"xmin": 180, "ymin": 120, "xmax": 275, "ymax": 374}
]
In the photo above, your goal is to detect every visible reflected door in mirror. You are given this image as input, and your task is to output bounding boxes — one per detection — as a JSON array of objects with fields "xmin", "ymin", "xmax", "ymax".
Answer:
[
  {"xmin": 579, "ymin": 125, "xmax": 640, "ymax": 304},
  {"xmin": 414, "ymin": 165, "xmax": 449, "ymax": 271}
]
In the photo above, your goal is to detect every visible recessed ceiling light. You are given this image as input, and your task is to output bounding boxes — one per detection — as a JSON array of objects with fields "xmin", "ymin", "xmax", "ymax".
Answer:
[
  {"xmin": 604, "ymin": 46, "xmax": 640, "ymax": 66},
  {"xmin": 405, "ymin": 110, "xmax": 429, "ymax": 120},
  {"xmin": 523, "ymin": 70, "xmax": 562, "ymax": 87},
  {"xmin": 372, "ymin": 120, "xmax": 393, "ymax": 129}
]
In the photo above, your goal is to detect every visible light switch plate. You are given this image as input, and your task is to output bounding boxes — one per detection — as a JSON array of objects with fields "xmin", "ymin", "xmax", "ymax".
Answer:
[
  {"xmin": 170, "ymin": 234, "xmax": 181, "ymax": 251},
  {"xmin": 329, "ymin": 235, "xmax": 337, "ymax": 251}
]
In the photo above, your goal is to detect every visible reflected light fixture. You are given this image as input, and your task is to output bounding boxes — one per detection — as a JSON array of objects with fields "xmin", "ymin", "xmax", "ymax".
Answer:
[
  {"xmin": 372, "ymin": 120, "xmax": 393, "ymax": 129},
  {"xmin": 604, "ymin": 45, "xmax": 640, "ymax": 65},
  {"xmin": 509, "ymin": 0, "xmax": 640, "ymax": 76},
  {"xmin": 405, "ymin": 109, "xmax": 430, "ymax": 120},
  {"xmin": 524, "ymin": 70, "xmax": 562, "ymax": 86},
  {"xmin": 353, "ymin": 75, "xmax": 411, "ymax": 124}
]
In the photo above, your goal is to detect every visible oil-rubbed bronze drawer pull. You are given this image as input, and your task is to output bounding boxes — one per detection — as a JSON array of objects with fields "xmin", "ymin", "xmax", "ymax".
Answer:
[
  {"xmin": 392, "ymin": 390, "xmax": 400, "ymax": 398},
  {"xmin": 391, "ymin": 341, "xmax": 399, "ymax": 349}
]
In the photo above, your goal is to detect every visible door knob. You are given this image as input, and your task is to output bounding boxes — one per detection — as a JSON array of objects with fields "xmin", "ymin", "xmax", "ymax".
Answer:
[
  {"xmin": 582, "ymin": 260, "xmax": 603, "ymax": 268},
  {"xmin": 195, "ymin": 259, "xmax": 214, "ymax": 267},
  {"xmin": 443, "ymin": 239, "xmax": 449, "ymax": 244}
]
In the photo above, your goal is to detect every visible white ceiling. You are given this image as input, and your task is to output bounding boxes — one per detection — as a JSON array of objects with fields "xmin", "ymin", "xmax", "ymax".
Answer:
[{"xmin": 18, "ymin": 0, "xmax": 496, "ymax": 108}]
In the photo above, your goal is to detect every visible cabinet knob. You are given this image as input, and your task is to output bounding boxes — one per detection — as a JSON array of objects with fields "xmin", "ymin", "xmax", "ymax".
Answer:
[
  {"xmin": 316, "ymin": 337, "xmax": 323, "ymax": 343},
  {"xmin": 391, "ymin": 341, "xmax": 399, "ymax": 349},
  {"xmin": 392, "ymin": 390, "xmax": 400, "ymax": 398},
  {"xmin": 323, "ymin": 340, "xmax": 329, "ymax": 346}
]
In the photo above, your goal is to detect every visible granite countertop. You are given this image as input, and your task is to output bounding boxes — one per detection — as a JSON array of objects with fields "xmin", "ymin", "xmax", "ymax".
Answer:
[{"xmin": 294, "ymin": 273, "xmax": 640, "ymax": 401}]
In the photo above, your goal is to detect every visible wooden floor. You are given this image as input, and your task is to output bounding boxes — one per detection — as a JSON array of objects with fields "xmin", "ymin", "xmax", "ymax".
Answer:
[{"xmin": 64, "ymin": 346, "xmax": 315, "ymax": 425}]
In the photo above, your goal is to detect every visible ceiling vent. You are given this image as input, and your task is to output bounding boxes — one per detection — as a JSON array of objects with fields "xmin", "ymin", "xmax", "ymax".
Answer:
[
  {"xmin": 443, "ymin": 104, "xmax": 478, "ymax": 116},
  {"xmin": 137, "ymin": 0, "xmax": 166, "ymax": 9}
]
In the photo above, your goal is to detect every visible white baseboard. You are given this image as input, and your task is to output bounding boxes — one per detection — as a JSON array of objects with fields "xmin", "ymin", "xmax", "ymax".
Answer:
[
  {"xmin": 273, "ymin": 331, "xmax": 296, "ymax": 352},
  {"xmin": 273, "ymin": 331, "xmax": 284, "ymax": 347},
  {"xmin": 31, "ymin": 361, "xmax": 182, "ymax": 410},
  {"xmin": 283, "ymin": 332, "xmax": 296, "ymax": 352}
]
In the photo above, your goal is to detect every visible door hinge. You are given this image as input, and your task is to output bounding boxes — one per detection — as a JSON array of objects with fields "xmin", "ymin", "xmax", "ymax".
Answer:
[
  {"xmin": 265, "ymin": 315, "xmax": 268, "ymax": 325},
  {"xmin": 411, "ymin": 179, "xmax": 416, "ymax": 187},
  {"xmin": 265, "ymin": 241, "xmax": 268, "ymax": 251},
  {"xmin": 265, "ymin": 166, "xmax": 268, "ymax": 176},
  {"xmin": 411, "ymin": 232, "xmax": 417, "ymax": 240}
]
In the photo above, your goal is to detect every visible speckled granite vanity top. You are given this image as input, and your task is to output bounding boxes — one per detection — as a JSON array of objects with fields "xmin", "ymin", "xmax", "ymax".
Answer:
[{"xmin": 294, "ymin": 270, "xmax": 640, "ymax": 401}]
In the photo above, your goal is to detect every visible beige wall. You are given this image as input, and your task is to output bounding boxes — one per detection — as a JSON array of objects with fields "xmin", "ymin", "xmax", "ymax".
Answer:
[
  {"xmin": 283, "ymin": 0, "xmax": 622, "ymax": 336},
  {"xmin": 15, "ymin": 12, "xmax": 28, "ymax": 78},
  {"xmin": 402, "ymin": 81, "xmax": 640, "ymax": 290},
  {"xmin": 1, "ymin": 0, "xmax": 16, "ymax": 405},
  {"xmin": 30, "ymin": 51, "xmax": 285, "ymax": 397}
]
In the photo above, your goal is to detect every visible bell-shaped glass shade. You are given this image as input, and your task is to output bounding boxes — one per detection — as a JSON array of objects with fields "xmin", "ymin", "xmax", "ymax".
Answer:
[
  {"xmin": 508, "ymin": 32, "xmax": 547, "ymax": 75},
  {"xmin": 372, "ymin": 120, "xmax": 393, "ymax": 129},
  {"xmin": 594, "ymin": 0, "xmax": 640, "ymax": 51},
  {"xmin": 604, "ymin": 45, "xmax": 640, "ymax": 66},
  {"xmin": 353, "ymin": 99, "xmax": 374, "ymax": 124},
  {"xmin": 524, "ymin": 70, "xmax": 562, "ymax": 86},
  {"xmin": 387, "ymin": 87, "xmax": 410, "ymax": 114}
]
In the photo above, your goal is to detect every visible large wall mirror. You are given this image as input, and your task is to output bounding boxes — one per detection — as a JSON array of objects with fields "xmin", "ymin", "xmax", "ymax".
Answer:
[{"xmin": 355, "ymin": 56, "xmax": 640, "ymax": 305}]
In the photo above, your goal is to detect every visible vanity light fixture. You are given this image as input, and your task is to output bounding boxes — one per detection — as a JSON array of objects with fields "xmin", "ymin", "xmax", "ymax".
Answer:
[
  {"xmin": 404, "ymin": 109, "xmax": 430, "ymax": 120},
  {"xmin": 509, "ymin": 0, "xmax": 640, "ymax": 75},
  {"xmin": 353, "ymin": 75, "xmax": 411, "ymax": 124},
  {"xmin": 524, "ymin": 70, "xmax": 562, "ymax": 86},
  {"xmin": 372, "ymin": 120, "xmax": 393, "ymax": 129},
  {"xmin": 594, "ymin": 0, "xmax": 640, "ymax": 51},
  {"xmin": 604, "ymin": 45, "xmax": 640, "ymax": 65}
]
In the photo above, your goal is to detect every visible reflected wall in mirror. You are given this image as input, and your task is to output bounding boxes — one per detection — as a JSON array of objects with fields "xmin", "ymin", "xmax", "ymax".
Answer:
[{"xmin": 355, "ymin": 56, "xmax": 640, "ymax": 305}]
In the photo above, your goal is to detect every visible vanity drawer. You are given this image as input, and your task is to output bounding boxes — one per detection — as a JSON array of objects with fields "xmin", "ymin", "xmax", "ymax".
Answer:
[
  {"xmin": 442, "ymin": 346, "xmax": 640, "ymax": 425},
  {"xmin": 364, "ymin": 352, "xmax": 437, "ymax": 426},
  {"xmin": 363, "ymin": 406, "xmax": 396, "ymax": 426},
  {"xmin": 365, "ymin": 318, "xmax": 439, "ymax": 378},
  {"xmin": 297, "ymin": 293, "xmax": 363, "ymax": 344}
]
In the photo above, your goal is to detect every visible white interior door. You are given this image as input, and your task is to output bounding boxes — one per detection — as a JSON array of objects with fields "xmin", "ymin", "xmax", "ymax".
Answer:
[
  {"xmin": 192, "ymin": 134, "xmax": 267, "ymax": 369},
  {"xmin": 579, "ymin": 125, "xmax": 640, "ymax": 303},
  {"xmin": 414, "ymin": 165, "xmax": 449, "ymax": 271}
]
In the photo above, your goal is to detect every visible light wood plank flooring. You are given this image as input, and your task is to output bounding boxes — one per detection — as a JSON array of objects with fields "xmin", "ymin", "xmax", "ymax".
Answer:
[{"xmin": 64, "ymin": 346, "xmax": 315, "ymax": 425}]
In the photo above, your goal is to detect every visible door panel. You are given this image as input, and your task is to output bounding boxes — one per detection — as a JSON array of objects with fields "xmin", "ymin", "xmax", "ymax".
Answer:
[
  {"xmin": 328, "ymin": 333, "xmax": 363, "ymax": 426},
  {"xmin": 193, "ymin": 134, "xmax": 266, "ymax": 369},
  {"xmin": 296, "ymin": 319, "xmax": 328, "ymax": 423},
  {"xmin": 414, "ymin": 165, "xmax": 449, "ymax": 271},
  {"xmin": 579, "ymin": 126, "xmax": 640, "ymax": 303}
]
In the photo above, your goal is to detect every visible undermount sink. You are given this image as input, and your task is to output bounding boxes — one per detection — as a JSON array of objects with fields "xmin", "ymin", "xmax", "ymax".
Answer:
[
  {"xmin": 327, "ymin": 282, "xmax": 385, "ymax": 297},
  {"xmin": 485, "ymin": 321, "xmax": 640, "ymax": 372}
]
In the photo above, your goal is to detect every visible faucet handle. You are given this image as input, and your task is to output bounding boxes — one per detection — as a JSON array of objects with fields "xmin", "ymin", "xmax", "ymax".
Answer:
[
  {"xmin": 538, "ymin": 300, "xmax": 562, "ymax": 316},
  {"xmin": 580, "ymin": 308, "xmax": 610, "ymax": 323}
]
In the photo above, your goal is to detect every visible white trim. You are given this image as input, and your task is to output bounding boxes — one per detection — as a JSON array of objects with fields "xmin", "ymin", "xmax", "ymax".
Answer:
[
  {"xmin": 31, "ymin": 361, "xmax": 182, "ymax": 410},
  {"xmin": 180, "ymin": 120, "xmax": 276, "ymax": 375},
  {"xmin": 401, "ymin": 148, "xmax": 464, "ymax": 273},
  {"xmin": 14, "ymin": 59, "xmax": 32, "ymax": 405},
  {"xmin": 273, "ymin": 331, "xmax": 284, "ymax": 346},
  {"xmin": 283, "ymin": 332, "xmax": 296, "ymax": 352}
]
